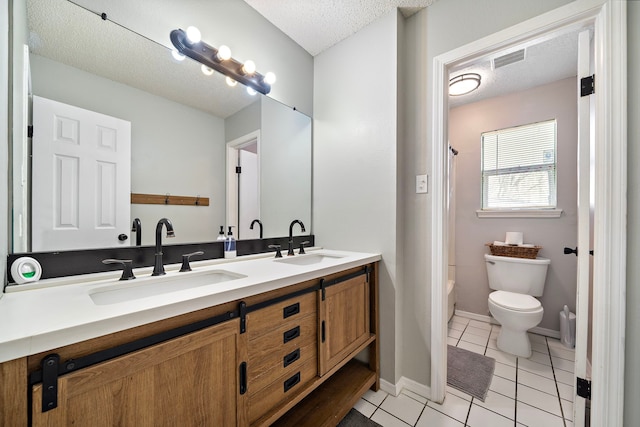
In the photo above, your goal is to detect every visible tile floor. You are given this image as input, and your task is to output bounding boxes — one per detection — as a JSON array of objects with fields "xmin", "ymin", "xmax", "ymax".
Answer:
[{"xmin": 353, "ymin": 315, "xmax": 575, "ymax": 427}]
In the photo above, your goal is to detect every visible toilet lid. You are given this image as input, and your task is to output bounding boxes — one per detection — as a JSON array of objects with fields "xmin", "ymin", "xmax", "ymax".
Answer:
[{"xmin": 489, "ymin": 291, "xmax": 541, "ymax": 312}]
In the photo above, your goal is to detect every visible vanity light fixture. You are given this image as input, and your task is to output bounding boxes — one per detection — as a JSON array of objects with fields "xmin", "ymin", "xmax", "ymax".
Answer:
[
  {"xmin": 170, "ymin": 27, "xmax": 275, "ymax": 95},
  {"xmin": 449, "ymin": 73, "xmax": 481, "ymax": 96}
]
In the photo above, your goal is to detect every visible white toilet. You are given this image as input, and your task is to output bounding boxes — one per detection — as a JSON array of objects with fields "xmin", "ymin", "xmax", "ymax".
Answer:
[{"xmin": 485, "ymin": 253, "xmax": 550, "ymax": 358}]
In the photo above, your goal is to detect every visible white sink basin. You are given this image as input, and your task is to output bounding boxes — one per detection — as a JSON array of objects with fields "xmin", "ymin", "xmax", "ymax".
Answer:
[
  {"xmin": 89, "ymin": 270, "xmax": 246, "ymax": 305},
  {"xmin": 275, "ymin": 253, "xmax": 344, "ymax": 266}
]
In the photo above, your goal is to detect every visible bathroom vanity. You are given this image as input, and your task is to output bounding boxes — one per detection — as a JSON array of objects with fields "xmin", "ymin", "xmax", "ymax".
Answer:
[{"xmin": 0, "ymin": 250, "xmax": 380, "ymax": 426}]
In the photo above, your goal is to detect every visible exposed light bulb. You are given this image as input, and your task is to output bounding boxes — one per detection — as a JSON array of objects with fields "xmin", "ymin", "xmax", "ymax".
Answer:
[
  {"xmin": 242, "ymin": 60, "xmax": 256, "ymax": 75},
  {"xmin": 263, "ymin": 72, "xmax": 276, "ymax": 85},
  {"xmin": 246, "ymin": 87, "xmax": 257, "ymax": 96},
  {"xmin": 216, "ymin": 45, "xmax": 231, "ymax": 61},
  {"xmin": 201, "ymin": 65, "xmax": 214, "ymax": 76},
  {"xmin": 171, "ymin": 50, "xmax": 185, "ymax": 61},
  {"xmin": 226, "ymin": 77, "xmax": 237, "ymax": 87},
  {"xmin": 186, "ymin": 26, "xmax": 201, "ymax": 44}
]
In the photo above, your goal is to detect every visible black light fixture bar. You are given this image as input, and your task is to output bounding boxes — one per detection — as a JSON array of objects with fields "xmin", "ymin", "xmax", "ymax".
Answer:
[{"xmin": 170, "ymin": 28, "xmax": 271, "ymax": 95}]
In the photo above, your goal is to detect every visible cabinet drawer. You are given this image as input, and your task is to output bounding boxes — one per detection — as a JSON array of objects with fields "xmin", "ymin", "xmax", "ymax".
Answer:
[
  {"xmin": 248, "ymin": 357, "xmax": 318, "ymax": 424},
  {"xmin": 246, "ymin": 292, "xmax": 316, "ymax": 339},
  {"xmin": 248, "ymin": 338, "xmax": 317, "ymax": 396}
]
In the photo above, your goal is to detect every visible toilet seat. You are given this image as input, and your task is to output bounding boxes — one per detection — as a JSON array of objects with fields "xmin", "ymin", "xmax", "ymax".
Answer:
[{"xmin": 489, "ymin": 290, "xmax": 541, "ymax": 312}]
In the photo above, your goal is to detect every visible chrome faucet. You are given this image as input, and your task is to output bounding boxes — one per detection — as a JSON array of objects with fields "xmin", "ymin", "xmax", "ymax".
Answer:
[
  {"xmin": 131, "ymin": 218, "xmax": 142, "ymax": 246},
  {"xmin": 250, "ymin": 219, "xmax": 263, "ymax": 239},
  {"xmin": 152, "ymin": 218, "xmax": 175, "ymax": 276},
  {"xmin": 287, "ymin": 219, "xmax": 306, "ymax": 256}
]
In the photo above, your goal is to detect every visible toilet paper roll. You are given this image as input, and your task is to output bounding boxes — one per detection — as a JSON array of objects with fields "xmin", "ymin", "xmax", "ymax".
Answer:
[{"xmin": 505, "ymin": 232, "xmax": 524, "ymax": 245}]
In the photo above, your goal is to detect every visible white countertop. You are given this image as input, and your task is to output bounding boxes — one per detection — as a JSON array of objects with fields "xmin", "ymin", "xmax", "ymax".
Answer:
[{"xmin": 0, "ymin": 248, "xmax": 380, "ymax": 364}]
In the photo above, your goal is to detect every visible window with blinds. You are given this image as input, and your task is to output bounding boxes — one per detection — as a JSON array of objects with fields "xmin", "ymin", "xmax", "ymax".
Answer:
[{"xmin": 481, "ymin": 120, "xmax": 557, "ymax": 210}]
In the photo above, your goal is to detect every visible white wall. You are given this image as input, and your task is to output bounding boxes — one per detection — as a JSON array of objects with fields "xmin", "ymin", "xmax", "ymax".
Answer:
[
  {"xmin": 450, "ymin": 77, "xmax": 578, "ymax": 331},
  {"xmin": 1, "ymin": 0, "xmax": 8, "ymax": 293},
  {"xmin": 399, "ymin": 0, "xmax": 573, "ymax": 387},
  {"xmin": 30, "ymin": 55, "xmax": 226, "ymax": 245},
  {"xmin": 314, "ymin": 10, "xmax": 400, "ymax": 383},
  {"xmin": 625, "ymin": 2, "xmax": 640, "ymax": 425}
]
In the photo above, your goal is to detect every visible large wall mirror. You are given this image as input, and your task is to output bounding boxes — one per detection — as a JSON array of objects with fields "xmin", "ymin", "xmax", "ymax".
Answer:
[{"xmin": 10, "ymin": 0, "xmax": 312, "ymax": 253}]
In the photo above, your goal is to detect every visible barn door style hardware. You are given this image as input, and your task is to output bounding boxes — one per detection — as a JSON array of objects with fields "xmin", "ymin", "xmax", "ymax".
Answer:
[{"xmin": 581, "ymin": 75, "xmax": 595, "ymax": 97}]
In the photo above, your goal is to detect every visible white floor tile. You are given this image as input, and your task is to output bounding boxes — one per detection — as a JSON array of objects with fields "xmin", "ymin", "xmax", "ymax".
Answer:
[
  {"xmin": 525, "ymin": 350, "xmax": 552, "ymax": 366},
  {"xmin": 448, "ymin": 328, "xmax": 463, "ymax": 339},
  {"xmin": 489, "ymin": 375, "xmax": 516, "ymax": 398},
  {"xmin": 552, "ymin": 367, "xmax": 574, "ymax": 386},
  {"xmin": 517, "ymin": 369, "xmax": 558, "ymax": 396},
  {"xmin": 380, "ymin": 392, "xmax": 425, "ymax": 425},
  {"xmin": 446, "ymin": 385, "xmax": 472, "ymax": 402},
  {"xmin": 551, "ymin": 356, "xmax": 575, "ymax": 373},
  {"xmin": 561, "ymin": 398, "xmax": 574, "ymax": 421},
  {"xmin": 451, "ymin": 315, "xmax": 470, "ymax": 325},
  {"xmin": 371, "ymin": 409, "xmax": 412, "ymax": 427},
  {"xmin": 528, "ymin": 333, "xmax": 547, "ymax": 344},
  {"xmin": 485, "ymin": 348, "xmax": 517, "ymax": 367},
  {"xmin": 464, "ymin": 326, "xmax": 491, "ymax": 338},
  {"xmin": 457, "ymin": 341, "xmax": 486, "ymax": 355},
  {"xmin": 546, "ymin": 337, "xmax": 569, "ymax": 351},
  {"xmin": 416, "ymin": 405, "xmax": 464, "ymax": 427},
  {"xmin": 427, "ymin": 392, "xmax": 472, "ymax": 423},
  {"xmin": 531, "ymin": 340, "xmax": 549, "ymax": 354},
  {"xmin": 447, "ymin": 337, "xmax": 459, "ymax": 346},
  {"xmin": 474, "ymin": 390, "xmax": 516, "ymax": 420},
  {"xmin": 468, "ymin": 320, "xmax": 492, "ymax": 330},
  {"xmin": 354, "ymin": 399, "xmax": 377, "ymax": 418},
  {"xmin": 517, "ymin": 357, "xmax": 554, "ymax": 379},
  {"xmin": 493, "ymin": 361, "xmax": 517, "ymax": 381},
  {"xmin": 549, "ymin": 344, "xmax": 576, "ymax": 361},
  {"xmin": 556, "ymin": 381, "xmax": 573, "ymax": 401},
  {"xmin": 487, "ymin": 337, "xmax": 499, "ymax": 350},
  {"xmin": 517, "ymin": 384, "xmax": 562, "ymax": 416},
  {"xmin": 449, "ymin": 320, "xmax": 467, "ymax": 332},
  {"xmin": 363, "ymin": 388, "xmax": 389, "ymax": 406},
  {"xmin": 516, "ymin": 401, "xmax": 565, "ymax": 427},
  {"xmin": 460, "ymin": 331, "xmax": 489, "ymax": 346},
  {"xmin": 402, "ymin": 389, "xmax": 428, "ymax": 405},
  {"xmin": 466, "ymin": 404, "xmax": 513, "ymax": 427}
]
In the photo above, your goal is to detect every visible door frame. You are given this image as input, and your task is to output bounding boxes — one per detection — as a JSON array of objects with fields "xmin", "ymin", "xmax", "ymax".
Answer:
[
  {"xmin": 226, "ymin": 130, "xmax": 261, "ymax": 235},
  {"xmin": 429, "ymin": 1, "xmax": 626, "ymax": 426}
]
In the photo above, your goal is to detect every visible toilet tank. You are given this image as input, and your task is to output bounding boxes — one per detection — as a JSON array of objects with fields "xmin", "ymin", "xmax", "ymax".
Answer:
[{"xmin": 484, "ymin": 254, "xmax": 550, "ymax": 296}]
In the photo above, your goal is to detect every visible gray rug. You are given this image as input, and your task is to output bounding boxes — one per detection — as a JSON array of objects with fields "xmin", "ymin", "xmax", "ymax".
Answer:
[
  {"xmin": 338, "ymin": 409, "xmax": 382, "ymax": 427},
  {"xmin": 447, "ymin": 345, "xmax": 495, "ymax": 402}
]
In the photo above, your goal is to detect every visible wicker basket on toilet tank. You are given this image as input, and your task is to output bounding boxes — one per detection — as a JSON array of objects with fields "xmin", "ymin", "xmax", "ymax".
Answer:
[{"xmin": 485, "ymin": 243, "xmax": 542, "ymax": 259}]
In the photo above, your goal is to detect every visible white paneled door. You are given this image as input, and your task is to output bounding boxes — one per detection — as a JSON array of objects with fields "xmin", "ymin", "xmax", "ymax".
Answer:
[{"xmin": 32, "ymin": 96, "xmax": 131, "ymax": 251}]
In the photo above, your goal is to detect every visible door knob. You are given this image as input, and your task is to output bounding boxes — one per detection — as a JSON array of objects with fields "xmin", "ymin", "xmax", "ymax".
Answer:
[{"xmin": 564, "ymin": 247, "xmax": 578, "ymax": 256}]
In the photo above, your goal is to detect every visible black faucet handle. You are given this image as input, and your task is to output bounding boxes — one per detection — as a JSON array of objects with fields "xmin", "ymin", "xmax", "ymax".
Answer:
[
  {"xmin": 180, "ymin": 251, "xmax": 204, "ymax": 272},
  {"xmin": 102, "ymin": 259, "xmax": 136, "ymax": 281},
  {"xmin": 268, "ymin": 244, "xmax": 283, "ymax": 258},
  {"xmin": 299, "ymin": 241, "xmax": 310, "ymax": 254}
]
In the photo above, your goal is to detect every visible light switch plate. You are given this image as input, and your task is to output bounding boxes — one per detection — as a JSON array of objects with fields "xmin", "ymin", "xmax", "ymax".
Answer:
[{"xmin": 416, "ymin": 174, "xmax": 428, "ymax": 194}]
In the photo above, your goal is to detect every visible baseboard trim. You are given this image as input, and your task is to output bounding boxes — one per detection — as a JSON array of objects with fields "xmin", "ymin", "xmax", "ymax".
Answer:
[
  {"xmin": 454, "ymin": 309, "xmax": 561, "ymax": 339},
  {"xmin": 379, "ymin": 377, "xmax": 431, "ymax": 401}
]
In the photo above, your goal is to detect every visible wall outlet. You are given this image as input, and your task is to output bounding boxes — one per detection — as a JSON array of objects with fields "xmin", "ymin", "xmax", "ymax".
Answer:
[{"xmin": 416, "ymin": 174, "xmax": 428, "ymax": 194}]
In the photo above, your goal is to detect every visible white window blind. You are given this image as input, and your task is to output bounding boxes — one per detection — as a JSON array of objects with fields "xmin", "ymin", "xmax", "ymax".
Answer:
[{"xmin": 481, "ymin": 120, "xmax": 557, "ymax": 210}]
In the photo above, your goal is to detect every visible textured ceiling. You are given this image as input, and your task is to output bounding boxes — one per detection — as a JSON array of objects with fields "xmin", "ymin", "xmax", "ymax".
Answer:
[
  {"xmin": 242, "ymin": 0, "xmax": 435, "ymax": 56},
  {"xmin": 28, "ymin": 0, "xmax": 579, "ymax": 117}
]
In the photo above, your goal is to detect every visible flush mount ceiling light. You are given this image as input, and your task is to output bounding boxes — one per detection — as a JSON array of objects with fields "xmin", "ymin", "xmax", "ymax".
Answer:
[
  {"xmin": 170, "ymin": 27, "xmax": 275, "ymax": 95},
  {"xmin": 449, "ymin": 73, "xmax": 481, "ymax": 96}
]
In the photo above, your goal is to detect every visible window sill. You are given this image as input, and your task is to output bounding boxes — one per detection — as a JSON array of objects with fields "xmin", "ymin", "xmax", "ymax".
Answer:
[{"xmin": 476, "ymin": 208, "xmax": 563, "ymax": 218}]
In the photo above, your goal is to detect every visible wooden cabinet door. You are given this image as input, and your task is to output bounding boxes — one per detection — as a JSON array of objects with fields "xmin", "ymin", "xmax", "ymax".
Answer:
[
  {"xmin": 31, "ymin": 320, "xmax": 241, "ymax": 427},
  {"xmin": 319, "ymin": 273, "xmax": 370, "ymax": 376}
]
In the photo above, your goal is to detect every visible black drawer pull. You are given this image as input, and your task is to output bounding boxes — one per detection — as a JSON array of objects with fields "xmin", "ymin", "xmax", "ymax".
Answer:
[
  {"xmin": 283, "ymin": 326, "xmax": 300, "ymax": 343},
  {"xmin": 283, "ymin": 372, "xmax": 301, "ymax": 393},
  {"xmin": 283, "ymin": 302, "xmax": 300, "ymax": 319},
  {"xmin": 283, "ymin": 349, "xmax": 301, "ymax": 367}
]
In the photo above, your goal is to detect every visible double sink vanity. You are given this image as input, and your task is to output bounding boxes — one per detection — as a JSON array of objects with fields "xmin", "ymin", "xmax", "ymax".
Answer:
[{"xmin": 0, "ymin": 248, "xmax": 380, "ymax": 426}]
